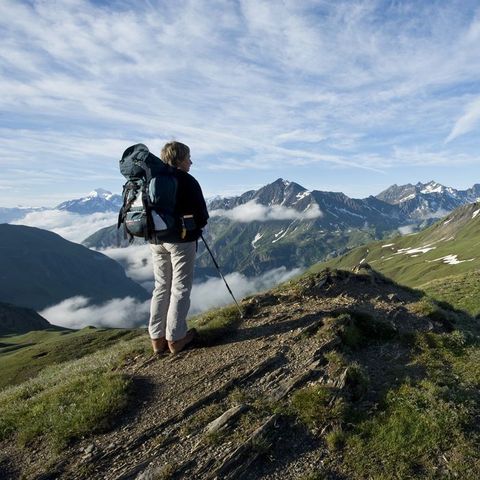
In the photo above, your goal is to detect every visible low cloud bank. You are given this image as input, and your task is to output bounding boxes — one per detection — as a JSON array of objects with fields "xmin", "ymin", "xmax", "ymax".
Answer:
[
  {"xmin": 40, "ymin": 296, "xmax": 150, "ymax": 330},
  {"xmin": 190, "ymin": 266, "xmax": 302, "ymax": 315},
  {"xmin": 398, "ymin": 225, "xmax": 416, "ymax": 235},
  {"xmin": 102, "ymin": 244, "xmax": 303, "ymax": 315},
  {"xmin": 40, "ymin": 265, "xmax": 302, "ymax": 329},
  {"xmin": 210, "ymin": 200, "xmax": 322, "ymax": 222},
  {"xmin": 102, "ymin": 245, "xmax": 153, "ymax": 290},
  {"xmin": 12, "ymin": 210, "xmax": 118, "ymax": 243}
]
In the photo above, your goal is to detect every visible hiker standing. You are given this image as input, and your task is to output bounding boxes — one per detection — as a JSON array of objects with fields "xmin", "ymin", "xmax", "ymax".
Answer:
[{"xmin": 149, "ymin": 141, "xmax": 209, "ymax": 354}]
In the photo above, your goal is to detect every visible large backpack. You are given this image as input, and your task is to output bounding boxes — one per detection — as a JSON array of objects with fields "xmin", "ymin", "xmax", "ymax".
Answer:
[{"xmin": 117, "ymin": 144, "xmax": 179, "ymax": 242}]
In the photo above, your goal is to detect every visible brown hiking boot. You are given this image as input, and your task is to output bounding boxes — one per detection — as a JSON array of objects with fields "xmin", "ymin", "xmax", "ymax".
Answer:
[
  {"xmin": 168, "ymin": 328, "xmax": 197, "ymax": 354},
  {"xmin": 151, "ymin": 337, "xmax": 167, "ymax": 354}
]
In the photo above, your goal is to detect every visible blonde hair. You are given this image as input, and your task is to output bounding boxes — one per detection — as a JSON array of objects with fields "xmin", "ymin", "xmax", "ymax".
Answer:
[{"xmin": 161, "ymin": 141, "xmax": 190, "ymax": 168}]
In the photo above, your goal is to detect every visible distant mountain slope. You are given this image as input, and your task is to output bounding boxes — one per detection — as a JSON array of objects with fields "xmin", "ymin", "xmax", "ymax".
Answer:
[
  {"xmin": 0, "ymin": 207, "xmax": 46, "ymax": 224},
  {"xmin": 313, "ymin": 202, "xmax": 480, "ymax": 314},
  {"xmin": 83, "ymin": 224, "xmax": 145, "ymax": 249},
  {"xmin": 0, "ymin": 225, "xmax": 149, "ymax": 310},
  {"xmin": 0, "ymin": 302, "xmax": 56, "ymax": 336},
  {"xmin": 376, "ymin": 180, "xmax": 480, "ymax": 219},
  {"xmin": 55, "ymin": 188, "xmax": 122, "ymax": 214},
  {"xmin": 197, "ymin": 179, "xmax": 406, "ymax": 276},
  {"xmin": 0, "ymin": 327, "xmax": 142, "ymax": 389}
]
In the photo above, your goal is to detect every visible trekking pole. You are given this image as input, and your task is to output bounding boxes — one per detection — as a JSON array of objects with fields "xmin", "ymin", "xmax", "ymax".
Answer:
[{"xmin": 200, "ymin": 234, "xmax": 244, "ymax": 318}]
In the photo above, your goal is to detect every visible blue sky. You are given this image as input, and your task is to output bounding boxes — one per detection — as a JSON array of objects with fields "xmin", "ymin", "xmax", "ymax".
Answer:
[{"xmin": 1, "ymin": 0, "xmax": 480, "ymax": 207}]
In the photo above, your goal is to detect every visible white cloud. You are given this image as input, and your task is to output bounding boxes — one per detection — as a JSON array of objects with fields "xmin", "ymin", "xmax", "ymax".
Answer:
[
  {"xmin": 398, "ymin": 225, "xmax": 416, "ymax": 235},
  {"xmin": 40, "ymin": 296, "xmax": 150, "ymax": 330},
  {"xmin": 1, "ymin": 1, "xmax": 480, "ymax": 206},
  {"xmin": 39, "ymin": 264, "xmax": 301, "ymax": 328},
  {"xmin": 446, "ymin": 97, "xmax": 480, "ymax": 142},
  {"xmin": 12, "ymin": 210, "xmax": 118, "ymax": 243},
  {"xmin": 190, "ymin": 266, "xmax": 302, "ymax": 315},
  {"xmin": 102, "ymin": 245, "xmax": 153, "ymax": 291},
  {"xmin": 210, "ymin": 200, "xmax": 322, "ymax": 222}
]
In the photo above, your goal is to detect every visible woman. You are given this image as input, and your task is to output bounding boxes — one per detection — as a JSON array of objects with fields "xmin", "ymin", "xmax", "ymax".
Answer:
[{"xmin": 148, "ymin": 141, "xmax": 209, "ymax": 354}]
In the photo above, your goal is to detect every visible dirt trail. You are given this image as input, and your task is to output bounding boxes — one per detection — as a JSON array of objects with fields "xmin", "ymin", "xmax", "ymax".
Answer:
[{"xmin": 3, "ymin": 269, "xmax": 449, "ymax": 479}]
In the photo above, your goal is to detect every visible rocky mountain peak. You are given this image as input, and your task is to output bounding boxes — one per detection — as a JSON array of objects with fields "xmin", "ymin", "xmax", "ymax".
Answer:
[
  {"xmin": 253, "ymin": 178, "xmax": 308, "ymax": 206},
  {"xmin": 417, "ymin": 180, "xmax": 447, "ymax": 194}
]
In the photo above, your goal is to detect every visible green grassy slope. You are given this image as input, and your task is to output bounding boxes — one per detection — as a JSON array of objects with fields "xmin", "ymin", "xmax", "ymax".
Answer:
[
  {"xmin": 1, "ymin": 271, "xmax": 480, "ymax": 479},
  {"xmin": 0, "ymin": 327, "xmax": 143, "ymax": 389},
  {"xmin": 312, "ymin": 202, "xmax": 480, "ymax": 315}
]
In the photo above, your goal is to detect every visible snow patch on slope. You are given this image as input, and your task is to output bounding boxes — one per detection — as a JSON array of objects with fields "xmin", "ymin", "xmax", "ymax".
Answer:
[
  {"xmin": 395, "ymin": 245, "xmax": 437, "ymax": 256},
  {"xmin": 251, "ymin": 233, "xmax": 263, "ymax": 248},
  {"xmin": 428, "ymin": 254, "xmax": 475, "ymax": 265}
]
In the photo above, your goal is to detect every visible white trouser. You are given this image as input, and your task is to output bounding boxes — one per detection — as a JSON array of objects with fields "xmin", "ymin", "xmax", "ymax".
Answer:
[{"xmin": 148, "ymin": 241, "xmax": 196, "ymax": 342}]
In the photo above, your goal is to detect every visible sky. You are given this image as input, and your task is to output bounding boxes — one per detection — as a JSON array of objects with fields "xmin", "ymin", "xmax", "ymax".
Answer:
[{"xmin": 1, "ymin": 0, "xmax": 480, "ymax": 207}]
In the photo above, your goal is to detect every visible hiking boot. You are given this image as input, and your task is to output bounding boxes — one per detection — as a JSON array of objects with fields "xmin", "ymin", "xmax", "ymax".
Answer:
[
  {"xmin": 168, "ymin": 328, "xmax": 197, "ymax": 354},
  {"xmin": 151, "ymin": 337, "xmax": 167, "ymax": 354}
]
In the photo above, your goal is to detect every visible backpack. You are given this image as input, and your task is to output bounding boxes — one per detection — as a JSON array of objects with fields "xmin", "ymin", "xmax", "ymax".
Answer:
[{"xmin": 117, "ymin": 144, "xmax": 180, "ymax": 242}]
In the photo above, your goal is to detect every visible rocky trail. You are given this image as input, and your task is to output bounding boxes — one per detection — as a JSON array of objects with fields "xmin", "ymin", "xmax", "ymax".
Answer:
[{"xmin": 2, "ymin": 268, "xmax": 459, "ymax": 479}]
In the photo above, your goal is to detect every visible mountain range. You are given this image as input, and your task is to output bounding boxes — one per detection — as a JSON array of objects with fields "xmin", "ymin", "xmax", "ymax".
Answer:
[
  {"xmin": 55, "ymin": 188, "xmax": 122, "ymax": 214},
  {"xmin": 376, "ymin": 180, "xmax": 480, "ymax": 220},
  {"xmin": 0, "ymin": 189, "xmax": 122, "ymax": 223},
  {"xmin": 81, "ymin": 179, "xmax": 480, "ymax": 280}
]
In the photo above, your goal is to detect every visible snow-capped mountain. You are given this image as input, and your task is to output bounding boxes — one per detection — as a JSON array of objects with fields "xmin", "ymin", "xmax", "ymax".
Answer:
[
  {"xmin": 55, "ymin": 188, "xmax": 122, "ymax": 214},
  {"xmin": 376, "ymin": 181, "xmax": 480, "ymax": 220},
  {"xmin": 84, "ymin": 178, "xmax": 480, "ymax": 278}
]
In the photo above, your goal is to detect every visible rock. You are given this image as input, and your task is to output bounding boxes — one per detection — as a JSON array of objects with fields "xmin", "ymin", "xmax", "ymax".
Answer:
[
  {"xmin": 84, "ymin": 444, "xmax": 95, "ymax": 455},
  {"xmin": 205, "ymin": 404, "xmax": 247, "ymax": 434}
]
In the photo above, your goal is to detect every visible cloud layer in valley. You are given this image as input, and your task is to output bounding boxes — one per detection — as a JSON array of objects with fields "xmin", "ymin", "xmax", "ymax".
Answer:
[
  {"xmin": 40, "ymin": 296, "xmax": 150, "ymax": 330},
  {"xmin": 40, "ymin": 262, "xmax": 302, "ymax": 329},
  {"xmin": 12, "ymin": 210, "xmax": 118, "ymax": 243},
  {"xmin": 209, "ymin": 201, "xmax": 322, "ymax": 222}
]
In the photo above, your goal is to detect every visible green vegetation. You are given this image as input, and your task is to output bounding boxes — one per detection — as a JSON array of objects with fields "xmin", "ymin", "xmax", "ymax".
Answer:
[
  {"xmin": 189, "ymin": 305, "xmax": 242, "ymax": 344},
  {"xmin": 0, "ymin": 301, "xmax": 243, "ymax": 456},
  {"xmin": 269, "ymin": 296, "xmax": 480, "ymax": 479},
  {"xmin": 289, "ymin": 385, "xmax": 345, "ymax": 430},
  {"xmin": 310, "ymin": 205, "xmax": 480, "ymax": 315},
  {"xmin": 344, "ymin": 378, "xmax": 470, "ymax": 479},
  {"xmin": 0, "ymin": 336, "xmax": 148, "ymax": 451},
  {"xmin": 0, "ymin": 327, "xmax": 143, "ymax": 389},
  {"xmin": 329, "ymin": 311, "xmax": 397, "ymax": 349},
  {"xmin": 419, "ymin": 270, "xmax": 480, "ymax": 317},
  {"xmin": 338, "ymin": 328, "xmax": 480, "ymax": 479}
]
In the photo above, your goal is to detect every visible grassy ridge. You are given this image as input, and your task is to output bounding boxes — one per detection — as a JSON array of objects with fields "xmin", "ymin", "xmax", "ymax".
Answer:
[
  {"xmin": 0, "ymin": 303, "xmax": 241, "ymax": 456},
  {"xmin": 284, "ymin": 306, "xmax": 480, "ymax": 479},
  {"xmin": 0, "ymin": 328, "xmax": 143, "ymax": 390},
  {"xmin": 311, "ymin": 204, "xmax": 480, "ymax": 315},
  {"xmin": 418, "ymin": 271, "xmax": 480, "ymax": 316},
  {"xmin": 0, "ymin": 337, "xmax": 149, "ymax": 451}
]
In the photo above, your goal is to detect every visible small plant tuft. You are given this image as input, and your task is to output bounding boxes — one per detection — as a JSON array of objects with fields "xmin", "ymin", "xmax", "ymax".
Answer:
[
  {"xmin": 189, "ymin": 305, "xmax": 242, "ymax": 345},
  {"xmin": 289, "ymin": 384, "xmax": 345, "ymax": 431},
  {"xmin": 325, "ymin": 426, "xmax": 346, "ymax": 451}
]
